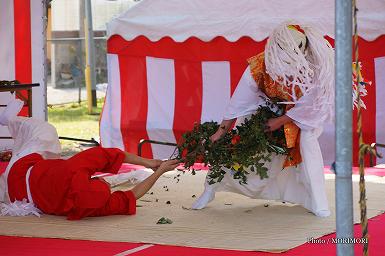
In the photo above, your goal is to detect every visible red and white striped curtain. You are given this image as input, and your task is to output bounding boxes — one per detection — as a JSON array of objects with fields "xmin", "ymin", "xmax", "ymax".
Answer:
[
  {"xmin": 101, "ymin": 35, "xmax": 385, "ymax": 166},
  {"xmin": 101, "ymin": 36, "xmax": 264, "ymax": 159},
  {"xmin": 0, "ymin": 0, "xmax": 46, "ymax": 143}
]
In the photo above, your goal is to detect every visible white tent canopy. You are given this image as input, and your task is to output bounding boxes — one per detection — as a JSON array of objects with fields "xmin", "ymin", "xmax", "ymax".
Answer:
[{"xmin": 107, "ymin": 0, "xmax": 385, "ymax": 42}]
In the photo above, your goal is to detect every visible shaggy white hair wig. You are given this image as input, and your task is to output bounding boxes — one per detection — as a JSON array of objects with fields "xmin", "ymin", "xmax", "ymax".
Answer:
[{"xmin": 264, "ymin": 22, "xmax": 335, "ymax": 121}]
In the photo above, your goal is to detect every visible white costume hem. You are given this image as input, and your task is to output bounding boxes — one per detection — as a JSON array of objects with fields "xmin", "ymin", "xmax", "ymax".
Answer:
[{"xmin": 0, "ymin": 199, "xmax": 41, "ymax": 217}]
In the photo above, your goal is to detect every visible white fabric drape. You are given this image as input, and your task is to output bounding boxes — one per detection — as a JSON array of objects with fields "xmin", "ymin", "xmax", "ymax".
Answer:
[{"xmin": 107, "ymin": 0, "xmax": 385, "ymax": 42}]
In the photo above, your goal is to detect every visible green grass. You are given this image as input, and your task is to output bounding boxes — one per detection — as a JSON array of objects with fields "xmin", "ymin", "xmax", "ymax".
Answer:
[{"xmin": 48, "ymin": 99, "xmax": 104, "ymax": 156}]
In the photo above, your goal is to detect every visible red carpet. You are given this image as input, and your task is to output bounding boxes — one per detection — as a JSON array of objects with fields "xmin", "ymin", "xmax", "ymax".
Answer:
[{"xmin": 1, "ymin": 213, "xmax": 384, "ymax": 256}]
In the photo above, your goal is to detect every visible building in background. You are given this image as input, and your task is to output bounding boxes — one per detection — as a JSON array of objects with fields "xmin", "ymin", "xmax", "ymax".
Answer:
[{"xmin": 48, "ymin": 0, "xmax": 138, "ymax": 89}]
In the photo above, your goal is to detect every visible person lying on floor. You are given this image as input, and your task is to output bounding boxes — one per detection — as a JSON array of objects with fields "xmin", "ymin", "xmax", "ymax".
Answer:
[{"xmin": 0, "ymin": 99, "xmax": 180, "ymax": 220}]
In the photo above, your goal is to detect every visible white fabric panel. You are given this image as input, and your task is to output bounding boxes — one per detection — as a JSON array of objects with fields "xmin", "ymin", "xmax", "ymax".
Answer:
[
  {"xmin": 201, "ymin": 61, "xmax": 231, "ymax": 123},
  {"xmin": 223, "ymin": 66, "xmax": 266, "ymax": 120},
  {"xmin": 0, "ymin": 95, "xmax": 15, "ymax": 146},
  {"xmin": 0, "ymin": 0, "xmax": 15, "ymax": 81},
  {"xmin": 31, "ymin": 0, "xmax": 46, "ymax": 120},
  {"xmin": 318, "ymin": 123, "xmax": 335, "ymax": 166},
  {"xmin": 100, "ymin": 54, "xmax": 124, "ymax": 149},
  {"xmin": 375, "ymin": 57, "xmax": 385, "ymax": 164},
  {"xmin": 0, "ymin": 0, "xmax": 15, "ymax": 145},
  {"xmin": 0, "ymin": 0, "xmax": 15, "ymax": 111},
  {"xmin": 146, "ymin": 57, "xmax": 177, "ymax": 159},
  {"xmin": 107, "ymin": 0, "xmax": 385, "ymax": 42}
]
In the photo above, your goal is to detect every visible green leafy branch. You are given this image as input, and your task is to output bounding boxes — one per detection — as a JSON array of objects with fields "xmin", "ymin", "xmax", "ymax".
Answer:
[{"xmin": 172, "ymin": 98, "xmax": 288, "ymax": 185}]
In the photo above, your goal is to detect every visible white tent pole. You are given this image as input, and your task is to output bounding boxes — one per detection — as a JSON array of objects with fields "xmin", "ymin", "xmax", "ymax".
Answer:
[{"xmin": 335, "ymin": 0, "xmax": 354, "ymax": 255}]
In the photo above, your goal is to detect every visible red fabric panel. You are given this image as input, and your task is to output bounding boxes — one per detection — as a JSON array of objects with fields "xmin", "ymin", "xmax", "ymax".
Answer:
[
  {"xmin": 173, "ymin": 60, "xmax": 203, "ymax": 141},
  {"xmin": 351, "ymin": 35, "xmax": 385, "ymax": 166},
  {"xmin": 230, "ymin": 61, "xmax": 249, "ymax": 96},
  {"xmin": 326, "ymin": 35, "xmax": 385, "ymax": 165},
  {"xmin": 107, "ymin": 36, "xmax": 266, "ymax": 153},
  {"xmin": 118, "ymin": 56, "xmax": 153, "ymax": 157},
  {"xmin": 108, "ymin": 35, "xmax": 266, "ymax": 62},
  {"xmin": 13, "ymin": 0, "xmax": 31, "ymax": 116}
]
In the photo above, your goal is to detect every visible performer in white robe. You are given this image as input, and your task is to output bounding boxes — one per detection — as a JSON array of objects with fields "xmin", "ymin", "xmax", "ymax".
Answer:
[{"xmin": 192, "ymin": 23, "xmax": 334, "ymax": 218}]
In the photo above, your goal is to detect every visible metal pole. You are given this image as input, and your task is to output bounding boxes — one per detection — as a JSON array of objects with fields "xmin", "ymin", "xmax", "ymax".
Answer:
[
  {"xmin": 335, "ymin": 0, "xmax": 354, "ymax": 255},
  {"xmin": 77, "ymin": 44, "xmax": 82, "ymax": 105},
  {"xmin": 79, "ymin": 0, "xmax": 85, "ymax": 106},
  {"xmin": 85, "ymin": 0, "xmax": 97, "ymax": 111},
  {"xmin": 43, "ymin": 0, "xmax": 49, "ymax": 121}
]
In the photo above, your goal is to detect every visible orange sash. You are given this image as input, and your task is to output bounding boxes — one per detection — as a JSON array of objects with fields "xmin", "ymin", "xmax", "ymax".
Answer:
[{"xmin": 247, "ymin": 52, "xmax": 302, "ymax": 168}]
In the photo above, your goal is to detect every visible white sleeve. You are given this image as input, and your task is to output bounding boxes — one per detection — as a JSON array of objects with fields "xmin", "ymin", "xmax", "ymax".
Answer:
[
  {"xmin": 223, "ymin": 66, "xmax": 266, "ymax": 120},
  {"xmin": 286, "ymin": 87, "xmax": 331, "ymax": 130}
]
